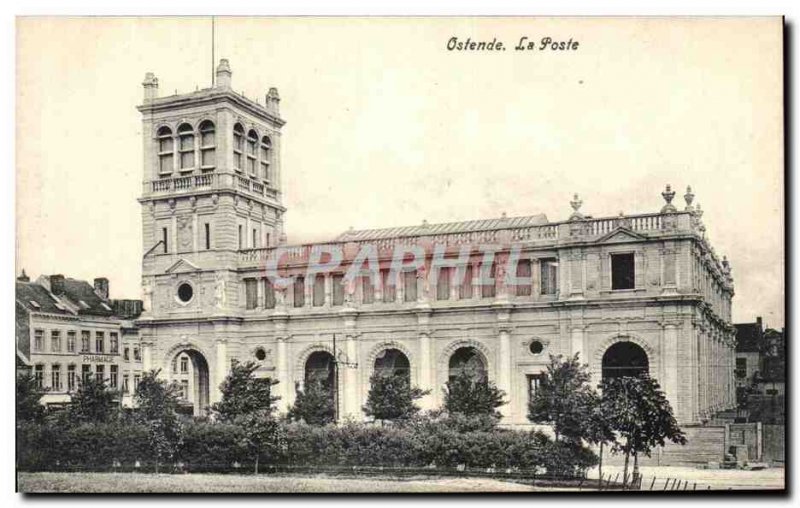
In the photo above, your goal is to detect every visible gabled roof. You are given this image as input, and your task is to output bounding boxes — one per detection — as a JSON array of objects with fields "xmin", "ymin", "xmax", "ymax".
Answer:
[
  {"xmin": 335, "ymin": 214, "xmax": 549, "ymax": 242},
  {"xmin": 735, "ymin": 322, "xmax": 762, "ymax": 353},
  {"xmin": 16, "ymin": 281, "xmax": 71, "ymax": 315},
  {"xmin": 18, "ymin": 277, "xmax": 118, "ymax": 317},
  {"xmin": 51, "ymin": 278, "xmax": 115, "ymax": 317}
]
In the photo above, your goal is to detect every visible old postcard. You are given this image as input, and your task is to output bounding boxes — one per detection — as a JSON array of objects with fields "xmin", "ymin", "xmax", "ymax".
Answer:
[{"xmin": 14, "ymin": 16, "xmax": 785, "ymax": 494}]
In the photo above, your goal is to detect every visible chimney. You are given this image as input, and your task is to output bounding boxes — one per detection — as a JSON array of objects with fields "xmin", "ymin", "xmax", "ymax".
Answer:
[
  {"xmin": 17, "ymin": 269, "xmax": 29, "ymax": 282},
  {"xmin": 757, "ymin": 316, "xmax": 763, "ymax": 331},
  {"xmin": 94, "ymin": 277, "xmax": 110, "ymax": 300},
  {"xmin": 50, "ymin": 274, "xmax": 65, "ymax": 295},
  {"xmin": 215, "ymin": 59, "xmax": 232, "ymax": 89},
  {"xmin": 142, "ymin": 72, "xmax": 159, "ymax": 102},
  {"xmin": 266, "ymin": 87, "xmax": 280, "ymax": 115}
]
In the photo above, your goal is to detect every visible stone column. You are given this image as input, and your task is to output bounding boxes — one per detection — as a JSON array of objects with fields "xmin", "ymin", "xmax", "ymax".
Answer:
[
  {"xmin": 570, "ymin": 326, "xmax": 584, "ymax": 362},
  {"xmin": 341, "ymin": 309, "xmax": 360, "ymax": 419},
  {"xmin": 324, "ymin": 274, "xmax": 332, "ymax": 308},
  {"xmin": 142, "ymin": 340, "xmax": 154, "ymax": 373},
  {"xmin": 498, "ymin": 328, "xmax": 512, "ymax": 419},
  {"xmin": 712, "ymin": 331, "xmax": 722, "ymax": 411},
  {"xmin": 343, "ymin": 332, "xmax": 359, "ymax": 418},
  {"xmin": 569, "ymin": 250, "xmax": 584, "ymax": 299},
  {"xmin": 276, "ymin": 336, "xmax": 290, "ymax": 411},
  {"xmin": 213, "ymin": 338, "xmax": 228, "ymax": 404},
  {"xmin": 416, "ymin": 309, "xmax": 435, "ymax": 409},
  {"xmin": 702, "ymin": 329, "xmax": 709, "ymax": 417},
  {"xmin": 418, "ymin": 332, "xmax": 434, "ymax": 409},
  {"xmin": 662, "ymin": 324, "xmax": 681, "ymax": 420}
]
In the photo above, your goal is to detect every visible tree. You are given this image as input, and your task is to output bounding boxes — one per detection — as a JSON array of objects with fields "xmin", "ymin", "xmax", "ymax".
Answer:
[
  {"xmin": 68, "ymin": 375, "xmax": 119, "ymax": 424},
  {"xmin": 601, "ymin": 376, "xmax": 686, "ymax": 488},
  {"xmin": 134, "ymin": 370, "xmax": 184, "ymax": 473},
  {"xmin": 16, "ymin": 372, "xmax": 46, "ymax": 423},
  {"xmin": 528, "ymin": 354, "xmax": 596, "ymax": 443},
  {"xmin": 212, "ymin": 360, "xmax": 280, "ymax": 421},
  {"xmin": 584, "ymin": 393, "xmax": 617, "ymax": 489},
  {"xmin": 288, "ymin": 379, "xmax": 335, "ymax": 425},
  {"xmin": 234, "ymin": 409, "xmax": 285, "ymax": 473},
  {"xmin": 443, "ymin": 370, "xmax": 506, "ymax": 418},
  {"xmin": 363, "ymin": 373, "xmax": 428, "ymax": 424},
  {"xmin": 135, "ymin": 369, "xmax": 182, "ymax": 422}
]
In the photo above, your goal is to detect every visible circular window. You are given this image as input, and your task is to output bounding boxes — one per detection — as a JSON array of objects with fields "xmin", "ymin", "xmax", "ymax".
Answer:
[
  {"xmin": 177, "ymin": 283, "xmax": 194, "ymax": 303},
  {"xmin": 255, "ymin": 347, "xmax": 267, "ymax": 361},
  {"xmin": 529, "ymin": 341, "xmax": 544, "ymax": 355}
]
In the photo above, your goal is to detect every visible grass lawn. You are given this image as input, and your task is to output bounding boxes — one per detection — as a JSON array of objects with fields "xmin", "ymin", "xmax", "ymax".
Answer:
[
  {"xmin": 18, "ymin": 472, "xmax": 542, "ymax": 493},
  {"xmin": 586, "ymin": 465, "xmax": 785, "ymax": 491},
  {"xmin": 20, "ymin": 466, "xmax": 784, "ymax": 493}
]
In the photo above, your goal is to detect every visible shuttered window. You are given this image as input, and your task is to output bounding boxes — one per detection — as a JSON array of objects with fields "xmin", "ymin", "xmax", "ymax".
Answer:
[
  {"xmin": 458, "ymin": 265, "xmax": 473, "ymax": 299},
  {"xmin": 313, "ymin": 275, "xmax": 325, "ymax": 307},
  {"xmin": 245, "ymin": 279, "xmax": 258, "ymax": 310},
  {"xmin": 481, "ymin": 262, "xmax": 496, "ymax": 298},
  {"xmin": 403, "ymin": 271, "xmax": 417, "ymax": 302},
  {"xmin": 381, "ymin": 269, "xmax": 395, "ymax": 303},
  {"xmin": 515, "ymin": 259, "xmax": 532, "ymax": 296},
  {"xmin": 361, "ymin": 276, "xmax": 375, "ymax": 304},
  {"xmin": 540, "ymin": 258, "xmax": 558, "ymax": 295},
  {"xmin": 436, "ymin": 267, "xmax": 451, "ymax": 301},
  {"xmin": 293, "ymin": 276, "xmax": 305, "ymax": 307},
  {"xmin": 332, "ymin": 274, "xmax": 345, "ymax": 306},
  {"xmin": 264, "ymin": 278, "xmax": 276, "ymax": 309}
]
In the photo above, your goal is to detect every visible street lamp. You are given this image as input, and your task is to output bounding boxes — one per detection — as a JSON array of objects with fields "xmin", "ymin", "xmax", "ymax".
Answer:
[{"xmin": 331, "ymin": 333, "xmax": 358, "ymax": 422}]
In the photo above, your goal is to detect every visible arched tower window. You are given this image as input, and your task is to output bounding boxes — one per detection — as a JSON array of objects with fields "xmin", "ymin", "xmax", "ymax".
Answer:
[
  {"xmin": 305, "ymin": 351, "xmax": 335, "ymax": 388},
  {"xmin": 260, "ymin": 135, "xmax": 272, "ymax": 182},
  {"xmin": 198, "ymin": 120, "xmax": 216, "ymax": 169},
  {"xmin": 177, "ymin": 123, "xmax": 195, "ymax": 170},
  {"xmin": 233, "ymin": 123, "xmax": 244, "ymax": 171},
  {"xmin": 157, "ymin": 126, "xmax": 174, "ymax": 176},
  {"xmin": 601, "ymin": 341, "xmax": 649, "ymax": 380},
  {"xmin": 246, "ymin": 129, "xmax": 258, "ymax": 175},
  {"xmin": 374, "ymin": 348, "xmax": 410, "ymax": 381},
  {"xmin": 448, "ymin": 346, "xmax": 487, "ymax": 382}
]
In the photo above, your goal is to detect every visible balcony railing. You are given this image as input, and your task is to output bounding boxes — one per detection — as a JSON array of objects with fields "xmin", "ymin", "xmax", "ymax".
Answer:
[
  {"xmin": 145, "ymin": 172, "xmax": 278, "ymax": 201},
  {"xmin": 237, "ymin": 211, "xmax": 694, "ymax": 266}
]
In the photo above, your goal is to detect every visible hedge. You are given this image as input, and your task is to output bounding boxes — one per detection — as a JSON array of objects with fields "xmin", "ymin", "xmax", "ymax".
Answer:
[{"xmin": 17, "ymin": 417, "xmax": 597, "ymax": 477}]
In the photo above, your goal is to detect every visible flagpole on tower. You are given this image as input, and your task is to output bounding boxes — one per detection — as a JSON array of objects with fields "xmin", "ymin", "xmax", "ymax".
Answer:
[{"xmin": 211, "ymin": 16, "xmax": 216, "ymax": 87}]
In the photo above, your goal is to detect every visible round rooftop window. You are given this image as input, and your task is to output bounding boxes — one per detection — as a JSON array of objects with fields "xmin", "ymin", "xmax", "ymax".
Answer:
[
  {"xmin": 177, "ymin": 283, "xmax": 194, "ymax": 303},
  {"xmin": 529, "ymin": 340, "xmax": 544, "ymax": 355},
  {"xmin": 255, "ymin": 347, "xmax": 267, "ymax": 361}
]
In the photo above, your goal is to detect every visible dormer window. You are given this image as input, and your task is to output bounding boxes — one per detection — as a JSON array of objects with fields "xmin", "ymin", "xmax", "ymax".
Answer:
[
  {"xmin": 260, "ymin": 135, "xmax": 272, "ymax": 182},
  {"xmin": 199, "ymin": 120, "xmax": 216, "ymax": 169},
  {"xmin": 157, "ymin": 126, "xmax": 174, "ymax": 176},
  {"xmin": 79, "ymin": 300, "xmax": 90, "ymax": 310},
  {"xmin": 177, "ymin": 123, "xmax": 195, "ymax": 171},
  {"xmin": 246, "ymin": 129, "xmax": 258, "ymax": 176},
  {"xmin": 233, "ymin": 123, "xmax": 244, "ymax": 171}
]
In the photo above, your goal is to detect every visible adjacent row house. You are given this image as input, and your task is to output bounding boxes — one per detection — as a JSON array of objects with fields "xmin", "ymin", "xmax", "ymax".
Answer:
[{"xmin": 15, "ymin": 272, "xmax": 144, "ymax": 408}]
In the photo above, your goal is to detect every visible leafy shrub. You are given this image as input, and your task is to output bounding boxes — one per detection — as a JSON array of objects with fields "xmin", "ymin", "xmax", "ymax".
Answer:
[
  {"xmin": 17, "ymin": 417, "xmax": 597, "ymax": 477},
  {"xmin": 178, "ymin": 421, "xmax": 246, "ymax": 472}
]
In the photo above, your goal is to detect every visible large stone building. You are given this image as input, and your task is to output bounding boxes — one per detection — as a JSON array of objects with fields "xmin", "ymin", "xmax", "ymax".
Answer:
[{"xmin": 136, "ymin": 60, "xmax": 737, "ymax": 425}]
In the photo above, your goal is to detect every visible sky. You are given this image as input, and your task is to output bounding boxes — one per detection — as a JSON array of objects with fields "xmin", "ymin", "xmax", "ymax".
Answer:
[{"xmin": 15, "ymin": 17, "xmax": 784, "ymax": 327}]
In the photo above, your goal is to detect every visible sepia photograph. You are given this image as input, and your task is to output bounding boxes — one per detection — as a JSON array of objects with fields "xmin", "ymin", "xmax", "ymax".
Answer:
[{"xmin": 13, "ymin": 15, "xmax": 785, "ymax": 494}]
